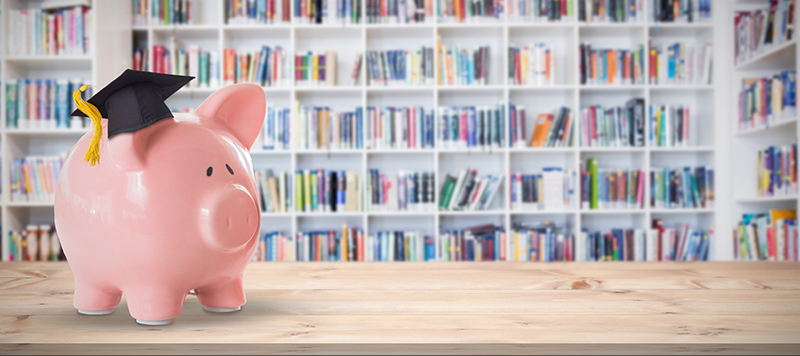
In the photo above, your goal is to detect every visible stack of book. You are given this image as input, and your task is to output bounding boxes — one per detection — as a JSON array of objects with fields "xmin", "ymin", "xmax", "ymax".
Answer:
[
  {"xmin": 436, "ymin": 224, "xmax": 506, "ymax": 261},
  {"xmin": 651, "ymin": 220, "xmax": 712, "ymax": 262},
  {"xmin": 578, "ymin": 0, "xmax": 643, "ymax": 23},
  {"xmin": 737, "ymin": 71, "xmax": 797, "ymax": 131},
  {"xmin": 133, "ymin": 0, "xmax": 194, "ymax": 25},
  {"xmin": 294, "ymin": 170, "xmax": 362, "ymax": 212},
  {"xmin": 578, "ymin": 220, "xmax": 712, "ymax": 262},
  {"xmin": 508, "ymin": 0, "xmax": 575, "ymax": 23},
  {"xmin": 367, "ymin": 170, "xmax": 435, "ymax": 212},
  {"xmin": 366, "ymin": 48, "xmax": 435, "ymax": 86},
  {"xmin": 757, "ymin": 145, "xmax": 798, "ymax": 198},
  {"xmin": 223, "ymin": 47, "xmax": 290, "ymax": 87},
  {"xmin": 438, "ymin": 105, "xmax": 505, "ymax": 149},
  {"xmin": 5, "ymin": 225, "xmax": 64, "ymax": 262},
  {"xmin": 294, "ymin": 51, "xmax": 345, "ymax": 86},
  {"xmin": 6, "ymin": 5, "xmax": 91, "ymax": 56},
  {"xmin": 650, "ymin": 166, "xmax": 715, "ymax": 209},
  {"xmin": 510, "ymin": 222, "xmax": 574, "ymax": 262},
  {"xmin": 508, "ymin": 43, "xmax": 556, "ymax": 86},
  {"xmin": 509, "ymin": 106, "xmax": 573, "ymax": 148},
  {"xmin": 366, "ymin": 106, "xmax": 435, "ymax": 149},
  {"xmin": 437, "ymin": 0, "xmax": 502, "ymax": 22},
  {"xmin": 650, "ymin": 0, "xmax": 712, "ymax": 23},
  {"xmin": 438, "ymin": 169, "xmax": 504, "ymax": 211},
  {"xmin": 5, "ymin": 79, "xmax": 89, "ymax": 130},
  {"xmin": 579, "ymin": 44, "xmax": 645, "ymax": 85},
  {"xmin": 253, "ymin": 231, "xmax": 289, "ymax": 261},
  {"xmin": 226, "ymin": 0, "xmax": 291, "ymax": 24},
  {"xmin": 581, "ymin": 158, "xmax": 645, "ymax": 210},
  {"xmin": 296, "ymin": 104, "xmax": 364, "ymax": 150},
  {"xmin": 366, "ymin": 0, "xmax": 434, "ymax": 23},
  {"xmin": 255, "ymin": 169, "xmax": 292, "ymax": 213},
  {"xmin": 368, "ymin": 231, "xmax": 433, "ymax": 261},
  {"xmin": 10, "ymin": 155, "xmax": 65, "ymax": 203},
  {"xmin": 293, "ymin": 0, "xmax": 361, "ymax": 24},
  {"xmin": 150, "ymin": 42, "xmax": 220, "ymax": 88},
  {"xmin": 649, "ymin": 42, "xmax": 713, "ymax": 85},
  {"xmin": 295, "ymin": 224, "xmax": 366, "ymax": 261},
  {"xmin": 649, "ymin": 104, "xmax": 693, "ymax": 147},
  {"xmin": 261, "ymin": 105, "xmax": 292, "ymax": 150},
  {"xmin": 580, "ymin": 99, "xmax": 646, "ymax": 148},
  {"xmin": 437, "ymin": 38, "xmax": 491, "ymax": 86},
  {"xmin": 735, "ymin": 0, "xmax": 795, "ymax": 65},
  {"xmin": 510, "ymin": 169, "xmax": 578, "ymax": 211},
  {"xmin": 735, "ymin": 210, "xmax": 798, "ymax": 261}
]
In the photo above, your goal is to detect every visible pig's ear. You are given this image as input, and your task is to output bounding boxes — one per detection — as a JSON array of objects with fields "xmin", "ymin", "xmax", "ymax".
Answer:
[
  {"xmin": 194, "ymin": 83, "xmax": 266, "ymax": 150},
  {"xmin": 107, "ymin": 132, "xmax": 147, "ymax": 171}
]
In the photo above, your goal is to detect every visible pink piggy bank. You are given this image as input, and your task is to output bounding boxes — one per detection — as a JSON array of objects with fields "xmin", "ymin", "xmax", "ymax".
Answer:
[{"xmin": 54, "ymin": 82, "xmax": 265, "ymax": 325}]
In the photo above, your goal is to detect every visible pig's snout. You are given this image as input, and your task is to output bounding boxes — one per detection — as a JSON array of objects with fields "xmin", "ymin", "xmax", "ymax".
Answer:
[{"xmin": 201, "ymin": 184, "xmax": 259, "ymax": 251}]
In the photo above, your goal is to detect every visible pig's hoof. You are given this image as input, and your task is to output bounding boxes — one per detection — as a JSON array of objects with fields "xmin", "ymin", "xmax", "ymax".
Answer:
[
  {"xmin": 136, "ymin": 319, "xmax": 174, "ymax": 326},
  {"xmin": 78, "ymin": 307, "xmax": 115, "ymax": 315},
  {"xmin": 204, "ymin": 306, "xmax": 242, "ymax": 313}
]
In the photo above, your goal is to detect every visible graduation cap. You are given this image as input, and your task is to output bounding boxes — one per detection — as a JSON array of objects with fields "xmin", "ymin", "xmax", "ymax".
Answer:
[{"xmin": 72, "ymin": 69, "xmax": 194, "ymax": 166}]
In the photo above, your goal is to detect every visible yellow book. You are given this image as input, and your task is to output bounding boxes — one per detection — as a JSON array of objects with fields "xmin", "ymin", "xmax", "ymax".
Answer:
[
  {"xmin": 436, "ymin": 34, "xmax": 442, "ymax": 86},
  {"xmin": 513, "ymin": 231, "xmax": 519, "ymax": 261},
  {"xmin": 521, "ymin": 48, "xmax": 529, "ymax": 84},
  {"xmin": 342, "ymin": 222, "xmax": 348, "ymax": 262},
  {"xmin": 311, "ymin": 53, "xmax": 319, "ymax": 83}
]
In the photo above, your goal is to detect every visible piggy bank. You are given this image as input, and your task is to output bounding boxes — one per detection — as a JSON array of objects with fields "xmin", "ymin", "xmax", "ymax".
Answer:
[{"xmin": 54, "ymin": 83, "xmax": 265, "ymax": 325}]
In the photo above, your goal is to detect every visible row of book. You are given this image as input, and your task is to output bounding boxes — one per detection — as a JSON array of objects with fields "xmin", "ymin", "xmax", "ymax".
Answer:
[
  {"xmin": 255, "ymin": 224, "xmax": 368, "ymax": 261},
  {"xmin": 737, "ymin": 71, "xmax": 797, "ymax": 132},
  {"xmin": 510, "ymin": 169, "xmax": 578, "ymax": 211},
  {"xmin": 366, "ymin": 48, "xmax": 435, "ymax": 86},
  {"xmin": 581, "ymin": 158, "xmax": 645, "ymax": 210},
  {"xmin": 133, "ymin": 0, "xmax": 194, "ymax": 26},
  {"xmin": 367, "ymin": 170, "xmax": 436, "ymax": 212},
  {"xmin": 256, "ymin": 169, "xmax": 292, "ymax": 213},
  {"xmin": 7, "ymin": 6, "xmax": 90, "ymax": 57},
  {"xmin": 294, "ymin": 0, "xmax": 361, "ymax": 24},
  {"xmin": 295, "ymin": 170, "xmax": 362, "ymax": 212},
  {"xmin": 579, "ymin": 221, "xmax": 711, "ymax": 262},
  {"xmin": 508, "ymin": 44, "xmax": 556, "ymax": 86},
  {"xmin": 579, "ymin": 99, "xmax": 646, "ymax": 148},
  {"xmin": 437, "ymin": 40, "xmax": 491, "ymax": 86},
  {"xmin": 296, "ymin": 104, "xmax": 364, "ymax": 150},
  {"xmin": 227, "ymin": 0, "xmax": 291, "ymax": 24},
  {"xmin": 509, "ymin": 106, "xmax": 573, "ymax": 148},
  {"xmin": 295, "ymin": 51, "xmax": 340, "ymax": 86},
  {"xmin": 508, "ymin": 0, "xmax": 573, "ymax": 23},
  {"xmin": 365, "ymin": 106, "xmax": 435, "ymax": 149},
  {"xmin": 10, "ymin": 155, "xmax": 65, "ymax": 203},
  {"xmin": 261, "ymin": 105, "xmax": 292, "ymax": 150},
  {"xmin": 366, "ymin": 0, "xmax": 434, "ymax": 23},
  {"xmin": 5, "ymin": 79, "xmax": 90, "ymax": 130},
  {"xmin": 649, "ymin": 0, "xmax": 711, "ymax": 23},
  {"xmin": 735, "ymin": 0, "xmax": 795, "ymax": 66},
  {"xmin": 649, "ymin": 104, "xmax": 692, "ymax": 148},
  {"xmin": 579, "ymin": 44, "xmax": 646, "ymax": 85},
  {"xmin": 649, "ymin": 42, "xmax": 713, "ymax": 85},
  {"xmin": 147, "ymin": 44, "xmax": 221, "ymax": 88},
  {"xmin": 578, "ymin": 0, "xmax": 643, "ymax": 23},
  {"xmin": 735, "ymin": 211, "xmax": 798, "ymax": 261},
  {"xmin": 650, "ymin": 166, "xmax": 714, "ymax": 210},
  {"xmin": 224, "ymin": 47, "xmax": 290, "ymax": 87},
  {"xmin": 438, "ymin": 105, "xmax": 505, "ymax": 149},
  {"xmin": 438, "ymin": 169, "xmax": 503, "ymax": 211},
  {"xmin": 438, "ymin": 0, "xmax": 502, "ymax": 23},
  {"xmin": 757, "ymin": 145, "xmax": 798, "ymax": 198},
  {"xmin": 6, "ymin": 226, "xmax": 64, "ymax": 262}
]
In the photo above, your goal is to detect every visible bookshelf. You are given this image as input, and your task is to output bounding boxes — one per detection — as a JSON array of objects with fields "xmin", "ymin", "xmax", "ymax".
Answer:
[
  {"xmin": 0, "ymin": 0, "xmax": 730, "ymax": 261},
  {"xmin": 730, "ymin": 0, "xmax": 799, "ymax": 261}
]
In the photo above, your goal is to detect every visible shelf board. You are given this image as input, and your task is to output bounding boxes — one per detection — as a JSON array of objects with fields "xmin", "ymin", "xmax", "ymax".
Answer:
[
  {"xmin": 439, "ymin": 210, "xmax": 506, "ymax": 216},
  {"xmin": 735, "ymin": 40, "xmax": 797, "ymax": 70},
  {"xmin": 736, "ymin": 196, "xmax": 798, "ymax": 204},
  {"xmin": 6, "ymin": 201, "xmax": 55, "ymax": 207},
  {"xmin": 735, "ymin": 117, "xmax": 798, "ymax": 137},
  {"xmin": 250, "ymin": 150, "xmax": 292, "ymax": 155},
  {"xmin": 150, "ymin": 24, "xmax": 220, "ymax": 32},
  {"xmin": 295, "ymin": 86, "xmax": 363, "ymax": 93},
  {"xmin": 508, "ymin": 147, "xmax": 575, "ymax": 153},
  {"xmin": 507, "ymin": 21, "xmax": 574, "ymax": 28},
  {"xmin": 580, "ymin": 147, "xmax": 646, "ymax": 152},
  {"xmin": 650, "ymin": 208, "xmax": 715, "ymax": 214},
  {"xmin": 647, "ymin": 22, "xmax": 713, "ymax": 29},
  {"xmin": 5, "ymin": 129, "xmax": 86, "ymax": 136},
  {"xmin": 4, "ymin": 56, "xmax": 91, "ymax": 63},
  {"xmin": 650, "ymin": 84, "xmax": 713, "ymax": 90},
  {"xmin": 437, "ymin": 85, "xmax": 505, "ymax": 91},
  {"xmin": 367, "ymin": 86, "xmax": 433, "ymax": 92},
  {"xmin": 437, "ymin": 22, "xmax": 504, "ymax": 28},
  {"xmin": 510, "ymin": 209, "xmax": 578, "ymax": 215},
  {"xmin": 295, "ymin": 212, "xmax": 365, "ymax": 217},
  {"xmin": 367, "ymin": 211, "xmax": 436, "ymax": 216},
  {"xmin": 437, "ymin": 147, "xmax": 506, "ymax": 154},
  {"xmin": 294, "ymin": 149, "xmax": 363, "ymax": 154},
  {"xmin": 577, "ymin": 22, "xmax": 644, "ymax": 28},
  {"xmin": 292, "ymin": 23, "xmax": 364, "ymax": 29},
  {"xmin": 580, "ymin": 209, "xmax": 645, "ymax": 215},
  {"xmin": 509, "ymin": 84, "xmax": 574, "ymax": 91},
  {"xmin": 260, "ymin": 212, "xmax": 292, "ymax": 217},
  {"xmin": 579, "ymin": 84, "xmax": 646, "ymax": 91},
  {"xmin": 367, "ymin": 149, "xmax": 436, "ymax": 154},
  {"xmin": 223, "ymin": 23, "xmax": 293, "ymax": 30},
  {"xmin": 365, "ymin": 23, "xmax": 434, "ymax": 29},
  {"xmin": 649, "ymin": 146, "xmax": 714, "ymax": 152}
]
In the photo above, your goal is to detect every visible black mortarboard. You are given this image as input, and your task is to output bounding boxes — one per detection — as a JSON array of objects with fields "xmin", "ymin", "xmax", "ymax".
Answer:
[{"xmin": 71, "ymin": 69, "xmax": 194, "ymax": 138}]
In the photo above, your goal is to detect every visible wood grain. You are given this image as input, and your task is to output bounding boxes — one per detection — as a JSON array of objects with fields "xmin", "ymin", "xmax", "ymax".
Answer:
[{"xmin": 1, "ymin": 262, "xmax": 799, "ymax": 355}]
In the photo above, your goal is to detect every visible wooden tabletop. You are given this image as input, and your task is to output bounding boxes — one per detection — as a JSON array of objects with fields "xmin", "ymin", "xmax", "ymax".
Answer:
[{"xmin": 1, "ymin": 262, "xmax": 799, "ymax": 355}]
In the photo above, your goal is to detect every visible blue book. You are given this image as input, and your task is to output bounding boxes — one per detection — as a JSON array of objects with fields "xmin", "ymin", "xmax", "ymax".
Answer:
[{"xmin": 337, "ymin": 170, "xmax": 346, "ymax": 210}]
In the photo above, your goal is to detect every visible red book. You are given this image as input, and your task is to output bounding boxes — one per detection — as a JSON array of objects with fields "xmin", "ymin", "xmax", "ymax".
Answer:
[
  {"xmin": 589, "ymin": 106, "xmax": 597, "ymax": 143},
  {"xmin": 153, "ymin": 45, "xmax": 164, "ymax": 73},
  {"xmin": 295, "ymin": 54, "xmax": 302, "ymax": 83},
  {"xmin": 652, "ymin": 219, "xmax": 664, "ymax": 261}
]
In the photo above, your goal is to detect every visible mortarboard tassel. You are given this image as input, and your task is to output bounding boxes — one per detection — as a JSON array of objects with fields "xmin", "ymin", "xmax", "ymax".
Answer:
[{"xmin": 73, "ymin": 85, "xmax": 103, "ymax": 166}]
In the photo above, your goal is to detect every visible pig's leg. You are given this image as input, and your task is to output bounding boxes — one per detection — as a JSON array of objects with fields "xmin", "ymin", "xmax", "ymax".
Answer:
[
  {"xmin": 125, "ymin": 288, "xmax": 187, "ymax": 325},
  {"xmin": 197, "ymin": 277, "xmax": 245, "ymax": 313},
  {"xmin": 74, "ymin": 280, "xmax": 121, "ymax": 316}
]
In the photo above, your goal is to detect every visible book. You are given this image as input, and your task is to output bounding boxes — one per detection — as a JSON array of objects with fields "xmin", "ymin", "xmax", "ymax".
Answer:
[
  {"xmin": 649, "ymin": 0, "xmax": 712, "ymax": 23},
  {"xmin": 578, "ymin": 0, "xmax": 643, "ymax": 23},
  {"xmin": 509, "ymin": 0, "xmax": 575, "ymax": 23},
  {"xmin": 222, "ymin": 46, "xmax": 289, "ymax": 87},
  {"xmin": 756, "ymin": 145, "xmax": 798, "ymax": 198},
  {"xmin": 581, "ymin": 158, "xmax": 644, "ymax": 210},
  {"xmin": 295, "ymin": 51, "xmax": 343, "ymax": 86},
  {"xmin": 368, "ymin": 170, "xmax": 435, "ymax": 212},
  {"xmin": 438, "ymin": 104, "xmax": 505, "ymax": 149},
  {"xmin": 366, "ymin": 0, "xmax": 434, "ymax": 23},
  {"xmin": 10, "ymin": 155, "xmax": 66, "ymax": 203},
  {"xmin": 255, "ymin": 169, "xmax": 292, "ymax": 213},
  {"xmin": 366, "ymin": 106, "xmax": 435, "ymax": 149},
  {"xmin": 132, "ymin": 0, "xmax": 194, "ymax": 25},
  {"xmin": 735, "ymin": 211, "xmax": 798, "ymax": 261},
  {"xmin": 439, "ymin": 169, "xmax": 503, "ymax": 211},
  {"xmin": 579, "ymin": 44, "xmax": 645, "ymax": 85},
  {"xmin": 649, "ymin": 42, "xmax": 713, "ymax": 85},
  {"xmin": 261, "ymin": 104, "xmax": 292, "ymax": 150},
  {"xmin": 6, "ymin": 225, "xmax": 65, "ymax": 262},
  {"xmin": 294, "ymin": 0, "xmax": 361, "ymax": 24},
  {"xmin": 650, "ymin": 166, "xmax": 715, "ymax": 209},
  {"xmin": 508, "ymin": 43, "xmax": 556, "ymax": 86},
  {"xmin": 510, "ymin": 168, "xmax": 578, "ymax": 211},
  {"xmin": 508, "ymin": 105, "xmax": 572, "ymax": 148},
  {"xmin": 293, "ymin": 169, "xmax": 361, "ymax": 212},
  {"xmin": 438, "ymin": 0, "xmax": 502, "ymax": 23},
  {"xmin": 149, "ymin": 41, "xmax": 219, "ymax": 88},
  {"xmin": 5, "ymin": 79, "xmax": 89, "ymax": 130},
  {"xmin": 579, "ymin": 222, "xmax": 711, "ymax": 262},
  {"xmin": 580, "ymin": 99, "xmax": 645, "ymax": 147},
  {"xmin": 7, "ymin": 5, "xmax": 90, "ymax": 56},
  {"xmin": 225, "ymin": 0, "xmax": 291, "ymax": 25},
  {"xmin": 648, "ymin": 104, "xmax": 693, "ymax": 147},
  {"xmin": 295, "ymin": 103, "xmax": 363, "ymax": 150},
  {"xmin": 367, "ymin": 47, "xmax": 435, "ymax": 87},
  {"xmin": 437, "ymin": 43, "xmax": 491, "ymax": 86},
  {"xmin": 738, "ymin": 71, "xmax": 797, "ymax": 131},
  {"xmin": 735, "ymin": 1, "xmax": 795, "ymax": 65}
]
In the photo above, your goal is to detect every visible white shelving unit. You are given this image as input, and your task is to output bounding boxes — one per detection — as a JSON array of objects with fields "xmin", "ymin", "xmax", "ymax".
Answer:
[
  {"xmin": 0, "ymin": 0, "xmax": 731, "ymax": 261},
  {"xmin": 730, "ymin": 0, "xmax": 800, "ymax": 261}
]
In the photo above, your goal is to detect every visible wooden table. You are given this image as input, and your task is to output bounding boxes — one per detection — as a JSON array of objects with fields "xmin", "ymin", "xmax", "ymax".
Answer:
[{"xmin": 1, "ymin": 262, "xmax": 799, "ymax": 355}]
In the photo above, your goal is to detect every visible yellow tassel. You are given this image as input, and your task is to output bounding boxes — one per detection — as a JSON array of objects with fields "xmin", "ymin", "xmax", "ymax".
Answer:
[{"xmin": 73, "ymin": 85, "xmax": 102, "ymax": 166}]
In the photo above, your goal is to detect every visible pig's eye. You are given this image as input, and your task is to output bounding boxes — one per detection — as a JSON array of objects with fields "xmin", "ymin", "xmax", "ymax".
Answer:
[
  {"xmin": 206, "ymin": 167, "xmax": 213, "ymax": 177},
  {"xmin": 226, "ymin": 164, "xmax": 234, "ymax": 175}
]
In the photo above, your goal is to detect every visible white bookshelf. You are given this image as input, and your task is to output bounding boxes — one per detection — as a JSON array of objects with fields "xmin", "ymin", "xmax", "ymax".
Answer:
[
  {"xmin": 729, "ymin": 0, "xmax": 799, "ymax": 261},
  {"xmin": 0, "ymin": 0, "xmax": 730, "ymax": 261}
]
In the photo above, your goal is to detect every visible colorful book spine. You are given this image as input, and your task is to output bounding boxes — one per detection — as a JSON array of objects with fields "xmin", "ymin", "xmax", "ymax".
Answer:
[
  {"xmin": 437, "ymin": 44, "xmax": 491, "ymax": 86},
  {"xmin": 366, "ymin": 0, "xmax": 434, "ymax": 23},
  {"xmin": 366, "ymin": 48, "xmax": 435, "ymax": 87},
  {"xmin": 650, "ymin": 0, "xmax": 712, "ymax": 23},
  {"xmin": 132, "ymin": 0, "xmax": 193, "ymax": 25},
  {"xmin": 578, "ymin": 44, "xmax": 645, "ymax": 85},
  {"xmin": 508, "ymin": 0, "xmax": 575, "ymax": 22},
  {"xmin": 6, "ymin": 225, "xmax": 65, "ymax": 262},
  {"xmin": 579, "ymin": 221, "xmax": 711, "ymax": 262},
  {"xmin": 507, "ymin": 222, "xmax": 573, "ymax": 262},
  {"xmin": 293, "ymin": 0, "xmax": 361, "ymax": 24},
  {"xmin": 438, "ymin": 0, "xmax": 503, "ymax": 23},
  {"xmin": 293, "ymin": 170, "xmax": 361, "ymax": 212},
  {"xmin": 150, "ymin": 43, "xmax": 220, "ymax": 88},
  {"xmin": 580, "ymin": 99, "xmax": 646, "ymax": 148},
  {"xmin": 649, "ymin": 42, "xmax": 713, "ymax": 85},
  {"xmin": 7, "ymin": 6, "xmax": 90, "ymax": 56},
  {"xmin": 510, "ymin": 169, "xmax": 577, "ymax": 211},
  {"xmin": 438, "ymin": 104, "xmax": 505, "ymax": 149},
  {"xmin": 577, "ymin": 0, "xmax": 643, "ymax": 23},
  {"xmin": 650, "ymin": 166, "xmax": 715, "ymax": 209},
  {"xmin": 648, "ymin": 104, "xmax": 692, "ymax": 147},
  {"xmin": 255, "ymin": 169, "xmax": 292, "ymax": 213},
  {"xmin": 294, "ymin": 51, "xmax": 341, "ymax": 86},
  {"xmin": 757, "ymin": 145, "xmax": 798, "ymax": 198},
  {"xmin": 509, "ymin": 105, "xmax": 572, "ymax": 148},
  {"xmin": 366, "ymin": 106, "xmax": 435, "ymax": 149},
  {"xmin": 734, "ymin": 211, "xmax": 798, "ymax": 261},
  {"xmin": 439, "ymin": 169, "xmax": 504, "ymax": 211},
  {"xmin": 226, "ymin": 0, "xmax": 291, "ymax": 24},
  {"xmin": 734, "ymin": 0, "xmax": 795, "ymax": 65},
  {"xmin": 261, "ymin": 104, "xmax": 292, "ymax": 150},
  {"xmin": 368, "ymin": 170, "xmax": 435, "ymax": 212},
  {"xmin": 581, "ymin": 158, "xmax": 645, "ymax": 210},
  {"xmin": 5, "ymin": 79, "xmax": 88, "ymax": 130},
  {"xmin": 10, "ymin": 155, "xmax": 66, "ymax": 203},
  {"xmin": 508, "ymin": 43, "xmax": 556, "ymax": 86},
  {"xmin": 222, "ymin": 46, "xmax": 289, "ymax": 87},
  {"xmin": 738, "ymin": 71, "xmax": 797, "ymax": 131},
  {"xmin": 296, "ymin": 104, "xmax": 363, "ymax": 150}
]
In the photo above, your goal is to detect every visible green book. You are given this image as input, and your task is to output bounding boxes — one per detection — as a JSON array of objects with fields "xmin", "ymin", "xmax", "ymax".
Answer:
[
  {"xmin": 567, "ymin": 0, "xmax": 574, "ymax": 18},
  {"xmin": 439, "ymin": 174, "xmax": 452, "ymax": 209},
  {"xmin": 295, "ymin": 170, "xmax": 303, "ymax": 212},
  {"xmin": 588, "ymin": 158, "xmax": 599, "ymax": 210},
  {"xmin": 304, "ymin": 170, "xmax": 312, "ymax": 212},
  {"xmin": 311, "ymin": 171, "xmax": 318, "ymax": 211},
  {"xmin": 441, "ymin": 178, "xmax": 457, "ymax": 210}
]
